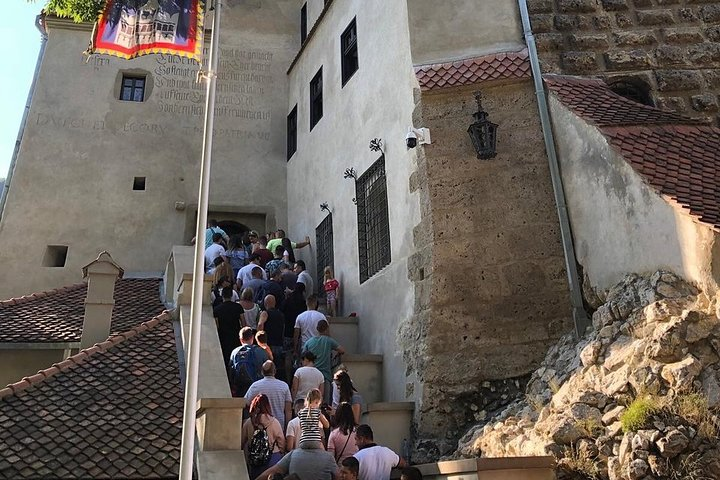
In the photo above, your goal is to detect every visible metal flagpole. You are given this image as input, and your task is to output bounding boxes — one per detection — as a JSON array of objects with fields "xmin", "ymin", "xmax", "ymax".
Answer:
[{"xmin": 179, "ymin": 0, "xmax": 222, "ymax": 477}]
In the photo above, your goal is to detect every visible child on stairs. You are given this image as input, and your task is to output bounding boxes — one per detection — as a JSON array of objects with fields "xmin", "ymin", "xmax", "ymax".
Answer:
[
  {"xmin": 297, "ymin": 388, "xmax": 330, "ymax": 449},
  {"xmin": 323, "ymin": 266, "xmax": 340, "ymax": 317}
]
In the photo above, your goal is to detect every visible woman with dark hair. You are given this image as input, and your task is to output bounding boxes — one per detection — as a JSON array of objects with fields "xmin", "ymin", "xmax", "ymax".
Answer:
[
  {"xmin": 241, "ymin": 394, "xmax": 285, "ymax": 478},
  {"xmin": 327, "ymin": 402, "xmax": 359, "ymax": 465},
  {"xmin": 225, "ymin": 235, "xmax": 249, "ymax": 280},
  {"xmin": 281, "ymin": 237, "xmax": 295, "ymax": 264},
  {"xmin": 332, "ymin": 370, "xmax": 362, "ymax": 425}
]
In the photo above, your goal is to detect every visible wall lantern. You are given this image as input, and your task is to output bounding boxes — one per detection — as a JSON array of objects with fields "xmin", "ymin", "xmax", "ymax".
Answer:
[{"xmin": 467, "ymin": 91, "xmax": 498, "ymax": 160}]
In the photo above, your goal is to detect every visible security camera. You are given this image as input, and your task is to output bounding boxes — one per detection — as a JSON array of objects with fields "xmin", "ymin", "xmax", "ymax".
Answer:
[
  {"xmin": 406, "ymin": 129, "xmax": 418, "ymax": 149},
  {"xmin": 406, "ymin": 127, "xmax": 431, "ymax": 149}
]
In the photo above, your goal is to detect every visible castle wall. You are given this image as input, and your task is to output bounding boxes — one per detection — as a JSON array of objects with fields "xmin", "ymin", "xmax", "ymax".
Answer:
[
  {"xmin": 549, "ymin": 95, "xmax": 720, "ymax": 293},
  {"xmin": 0, "ymin": 2, "xmax": 297, "ymax": 298},
  {"xmin": 529, "ymin": 0, "xmax": 720, "ymax": 122},
  {"xmin": 285, "ymin": 0, "xmax": 420, "ymax": 404},
  {"xmin": 406, "ymin": 81, "xmax": 573, "ymax": 460}
]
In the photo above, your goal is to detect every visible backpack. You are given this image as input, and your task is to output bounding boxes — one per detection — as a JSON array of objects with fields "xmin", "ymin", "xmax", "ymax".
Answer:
[
  {"xmin": 229, "ymin": 345, "xmax": 258, "ymax": 397},
  {"xmin": 247, "ymin": 425, "xmax": 274, "ymax": 467}
]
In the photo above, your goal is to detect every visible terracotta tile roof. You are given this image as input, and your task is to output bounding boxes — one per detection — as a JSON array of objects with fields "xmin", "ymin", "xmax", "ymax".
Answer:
[
  {"xmin": 545, "ymin": 75, "xmax": 720, "ymax": 230},
  {"xmin": 544, "ymin": 75, "xmax": 704, "ymax": 127},
  {"xmin": 0, "ymin": 311, "xmax": 183, "ymax": 479},
  {"xmin": 0, "ymin": 278, "xmax": 165, "ymax": 344},
  {"xmin": 415, "ymin": 49, "xmax": 531, "ymax": 91}
]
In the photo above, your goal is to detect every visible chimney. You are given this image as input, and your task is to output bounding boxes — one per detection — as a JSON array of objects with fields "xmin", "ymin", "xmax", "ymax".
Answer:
[{"xmin": 80, "ymin": 252, "xmax": 124, "ymax": 349}]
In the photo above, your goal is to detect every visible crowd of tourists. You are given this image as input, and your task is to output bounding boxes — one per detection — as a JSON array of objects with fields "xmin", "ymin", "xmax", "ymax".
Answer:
[{"xmin": 200, "ymin": 220, "xmax": 417, "ymax": 479}]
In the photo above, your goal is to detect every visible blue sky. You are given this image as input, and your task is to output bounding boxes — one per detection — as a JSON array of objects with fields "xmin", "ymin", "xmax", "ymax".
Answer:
[{"xmin": 1, "ymin": 2, "xmax": 44, "ymax": 180}]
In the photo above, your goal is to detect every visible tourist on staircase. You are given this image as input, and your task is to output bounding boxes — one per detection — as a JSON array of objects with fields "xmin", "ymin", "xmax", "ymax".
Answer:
[
  {"xmin": 237, "ymin": 254, "xmax": 267, "ymax": 289},
  {"xmin": 291, "ymin": 351, "xmax": 324, "ymax": 402},
  {"xmin": 239, "ymin": 288, "xmax": 260, "ymax": 331},
  {"xmin": 255, "ymin": 235, "xmax": 274, "ymax": 267},
  {"xmin": 210, "ymin": 274, "xmax": 238, "ymax": 307},
  {"xmin": 331, "ymin": 370, "xmax": 362, "ymax": 425},
  {"xmin": 225, "ymin": 235, "xmax": 249, "ymax": 280},
  {"xmin": 244, "ymin": 361, "xmax": 292, "ymax": 429},
  {"xmin": 267, "ymin": 229, "xmax": 311, "ymax": 265},
  {"xmin": 328, "ymin": 402, "xmax": 359, "ymax": 466},
  {"xmin": 242, "ymin": 393, "xmax": 285, "ymax": 479},
  {"xmin": 353, "ymin": 424, "xmax": 406, "ymax": 480},
  {"xmin": 257, "ymin": 269, "xmax": 286, "ymax": 311},
  {"xmin": 265, "ymin": 246, "xmax": 286, "ymax": 277},
  {"xmin": 280, "ymin": 263, "xmax": 298, "ymax": 291},
  {"xmin": 293, "ymin": 294, "xmax": 327, "ymax": 356},
  {"xmin": 401, "ymin": 467, "xmax": 424, "ymax": 480},
  {"xmin": 257, "ymin": 295, "xmax": 286, "ymax": 379},
  {"xmin": 192, "ymin": 218, "xmax": 229, "ymax": 248},
  {"xmin": 302, "ymin": 320, "xmax": 345, "ymax": 404},
  {"xmin": 244, "ymin": 267, "xmax": 266, "ymax": 303},
  {"xmin": 229, "ymin": 327, "xmax": 267, "ymax": 397},
  {"xmin": 293, "ymin": 260, "xmax": 313, "ymax": 299},
  {"xmin": 339, "ymin": 457, "xmax": 360, "ymax": 480},
  {"xmin": 296, "ymin": 388, "xmax": 330, "ymax": 450},
  {"xmin": 212, "ymin": 287, "xmax": 243, "ymax": 365},
  {"xmin": 323, "ymin": 266, "xmax": 340, "ymax": 317},
  {"xmin": 204, "ymin": 232, "xmax": 226, "ymax": 273}
]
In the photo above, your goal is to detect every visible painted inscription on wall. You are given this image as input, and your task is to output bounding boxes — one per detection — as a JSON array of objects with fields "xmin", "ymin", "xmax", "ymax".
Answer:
[{"xmin": 154, "ymin": 47, "xmax": 274, "ymax": 140}]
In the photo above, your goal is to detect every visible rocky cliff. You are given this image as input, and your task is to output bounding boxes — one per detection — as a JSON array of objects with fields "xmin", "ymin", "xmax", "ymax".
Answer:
[{"xmin": 456, "ymin": 271, "xmax": 720, "ymax": 479}]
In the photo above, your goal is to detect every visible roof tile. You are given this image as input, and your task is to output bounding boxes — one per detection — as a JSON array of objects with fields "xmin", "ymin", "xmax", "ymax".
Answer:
[{"xmin": 415, "ymin": 49, "xmax": 531, "ymax": 91}]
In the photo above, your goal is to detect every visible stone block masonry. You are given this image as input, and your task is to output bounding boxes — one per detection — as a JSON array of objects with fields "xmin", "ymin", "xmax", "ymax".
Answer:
[
  {"xmin": 528, "ymin": 0, "xmax": 720, "ymax": 123},
  {"xmin": 401, "ymin": 80, "xmax": 573, "ymax": 462}
]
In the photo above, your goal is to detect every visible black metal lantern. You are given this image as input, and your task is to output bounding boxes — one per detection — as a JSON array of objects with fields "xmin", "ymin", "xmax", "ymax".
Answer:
[{"xmin": 467, "ymin": 91, "xmax": 498, "ymax": 160}]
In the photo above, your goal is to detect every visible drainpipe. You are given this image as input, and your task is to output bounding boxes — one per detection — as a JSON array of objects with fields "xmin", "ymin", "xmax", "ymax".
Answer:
[
  {"xmin": 0, "ymin": 13, "xmax": 48, "ymax": 225},
  {"xmin": 517, "ymin": 0, "xmax": 590, "ymax": 337}
]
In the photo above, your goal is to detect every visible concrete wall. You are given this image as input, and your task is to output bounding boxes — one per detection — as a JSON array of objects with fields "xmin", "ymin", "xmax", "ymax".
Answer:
[
  {"xmin": 0, "ymin": 2, "xmax": 297, "ymax": 299},
  {"xmin": 407, "ymin": 0, "xmax": 524, "ymax": 65},
  {"xmin": 406, "ymin": 81, "xmax": 573, "ymax": 460},
  {"xmin": 529, "ymin": 0, "xmax": 720, "ymax": 124},
  {"xmin": 0, "ymin": 348, "xmax": 67, "ymax": 387},
  {"xmin": 549, "ymin": 96, "xmax": 720, "ymax": 293},
  {"xmin": 286, "ymin": 0, "xmax": 419, "ymax": 404}
]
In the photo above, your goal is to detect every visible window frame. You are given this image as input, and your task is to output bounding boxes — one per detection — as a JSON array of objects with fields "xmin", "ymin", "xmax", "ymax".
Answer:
[
  {"xmin": 340, "ymin": 17, "xmax": 359, "ymax": 87},
  {"xmin": 120, "ymin": 75, "xmax": 146, "ymax": 102},
  {"xmin": 355, "ymin": 155, "xmax": 391, "ymax": 283},
  {"xmin": 287, "ymin": 105, "xmax": 298, "ymax": 160},
  {"xmin": 309, "ymin": 67, "xmax": 323, "ymax": 130},
  {"xmin": 315, "ymin": 214, "xmax": 334, "ymax": 289},
  {"xmin": 300, "ymin": 3, "xmax": 308, "ymax": 44}
]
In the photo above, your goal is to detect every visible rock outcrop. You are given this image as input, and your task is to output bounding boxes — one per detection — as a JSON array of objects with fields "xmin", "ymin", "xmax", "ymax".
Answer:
[{"xmin": 456, "ymin": 271, "xmax": 720, "ymax": 479}]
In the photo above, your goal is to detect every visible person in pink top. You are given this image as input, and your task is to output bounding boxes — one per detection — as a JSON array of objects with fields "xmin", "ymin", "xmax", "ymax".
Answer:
[
  {"xmin": 327, "ymin": 402, "xmax": 359, "ymax": 466},
  {"xmin": 323, "ymin": 266, "xmax": 340, "ymax": 317}
]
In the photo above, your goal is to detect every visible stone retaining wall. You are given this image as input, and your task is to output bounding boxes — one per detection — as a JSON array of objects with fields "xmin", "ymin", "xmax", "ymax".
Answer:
[{"xmin": 528, "ymin": 0, "xmax": 720, "ymax": 122}]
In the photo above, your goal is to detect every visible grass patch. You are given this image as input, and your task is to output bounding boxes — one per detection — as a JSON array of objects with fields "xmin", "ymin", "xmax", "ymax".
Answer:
[
  {"xmin": 575, "ymin": 417, "xmax": 603, "ymax": 438},
  {"xmin": 672, "ymin": 393, "xmax": 719, "ymax": 439},
  {"xmin": 558, "ymin": 444, "xmax": 600, "ymax": 480},
  {"xmin": 621, "ymin": 396, "xmax": 662, "ymax": 433}
]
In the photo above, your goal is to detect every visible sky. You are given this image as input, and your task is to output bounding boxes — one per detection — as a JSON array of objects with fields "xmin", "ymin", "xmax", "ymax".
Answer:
[{"xmin": 0, "ymin": 2, "xmax": 44, "ymax": 180}]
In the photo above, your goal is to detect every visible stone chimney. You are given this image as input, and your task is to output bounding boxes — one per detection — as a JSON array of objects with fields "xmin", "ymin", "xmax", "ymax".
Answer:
[{"xmin": 80, "ymin": 252, "xmax": 124, "ymax": 349}]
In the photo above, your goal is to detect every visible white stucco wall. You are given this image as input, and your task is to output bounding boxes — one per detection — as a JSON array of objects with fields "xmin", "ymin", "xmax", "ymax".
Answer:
[
  {"xmin": 0, "ymin": 2, "xmax": 296, "ymax": 298},
  {"xmin": 286, "ymin": 0, "xmax": 420, "ymax": 402},
  {"xmin": 407, "ymin": 0, "xmax": 524, "ymax": 65},
  {"xmin": 550, "ymin": 96, "xmax": 720, "ymax": 293}
]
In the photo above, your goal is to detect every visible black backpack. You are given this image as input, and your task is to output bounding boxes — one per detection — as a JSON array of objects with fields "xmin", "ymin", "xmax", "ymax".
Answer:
[
  {"xmin": 229, "ymin": 345, "xmax": 258, "ymax": 397},
  {"xmin": 247, "ymin": 425, "xmax": 274, "ymax": 467}
]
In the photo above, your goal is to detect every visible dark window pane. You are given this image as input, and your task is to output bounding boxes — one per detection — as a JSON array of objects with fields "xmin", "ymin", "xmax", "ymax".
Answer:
[{"xmin": 355, "ymin": 155, "xmax": 390, "ymax": 283}]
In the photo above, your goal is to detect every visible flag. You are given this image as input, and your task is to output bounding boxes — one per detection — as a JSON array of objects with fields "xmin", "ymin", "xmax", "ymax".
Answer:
[{"xmin": 90, "ymin": 0, "xmax": 204, "ymax": 62}]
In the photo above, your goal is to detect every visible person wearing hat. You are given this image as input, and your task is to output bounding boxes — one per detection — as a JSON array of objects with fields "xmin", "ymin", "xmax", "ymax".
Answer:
[
  {"xmin": 236, "ymin": 253, "xmax": 267, "ymax": 290},
  {"xmin": 245, "ymin": 230, "xmax": 260, "ymax": 256}
]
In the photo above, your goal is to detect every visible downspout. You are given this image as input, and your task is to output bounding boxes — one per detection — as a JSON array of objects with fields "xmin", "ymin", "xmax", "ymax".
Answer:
[
  {"xmin": 517, "ymin": 0, "xmax": 590, "ymax": 337},
  {"xmin": 0, "ymin": 13, "xmax": 48, "ymax": 225}
]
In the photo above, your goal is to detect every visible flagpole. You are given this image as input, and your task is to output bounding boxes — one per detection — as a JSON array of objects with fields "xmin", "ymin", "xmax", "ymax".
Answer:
[{"xmin": 179, "ymin": 0, "xmax": 222, "ymax": 477}]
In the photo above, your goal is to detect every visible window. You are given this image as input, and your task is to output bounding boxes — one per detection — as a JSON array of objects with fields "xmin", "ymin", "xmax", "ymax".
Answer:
[
  {"xmin": 315, "ymin": 214, "xmax": 334, "ymax": 288},
  {"xmin": 310, "ymin": 68, "xmax": 323, "ymax": 130},
  {"xmin": 609, "ymin": 80, "xmax": 654, "ymax": 107},
  {"xmin": 300, "ymin": 3, "xmax": 308, "ymax": 44},
  {"xmin": 42, "ymin": 245, "xmax": 68, "ymax": 267},
  {"xmin": 355, "ymin": 156, "xmax": 391, "ymax": 283},
  {"xmin": 341, "ymin": 18, "xmax": 358, "ymax": 86},
  {"xmin": 287, "ymin": 105, "xmax": 297, "ymax": 160},
  {"xmin": 120, "ymin": 75, "xmax": 146, "ymax": 102},
  {"xmin": 133, "ymin": 176, "xmax": 146, "ymax": 190}
]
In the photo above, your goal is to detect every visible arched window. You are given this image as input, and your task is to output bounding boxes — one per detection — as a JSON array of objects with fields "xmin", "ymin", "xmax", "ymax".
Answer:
[{"xmin": 609, "ymin": 80, "xmax": 654, "ymax": 107}]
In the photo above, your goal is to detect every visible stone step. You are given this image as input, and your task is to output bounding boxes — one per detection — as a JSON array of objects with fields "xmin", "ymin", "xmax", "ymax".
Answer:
[
  {"xmin": 328, "ymin": 316, "xmax": 359, "ymax": 354},
  {"xmin": 336, "ymin": 353, "xmax": 383, "ymax": 405},
  {"xmin": 389, "ymin": 456, "xmax": 556, "ymax": 480},
  {"xmin": 361, "ymin": 402, "xmax": 414, "ymax": 457}
]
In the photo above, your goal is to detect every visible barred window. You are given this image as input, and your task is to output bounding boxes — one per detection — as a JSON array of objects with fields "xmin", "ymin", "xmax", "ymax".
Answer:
[
  {"xmin": 287, "ymin": 105, "xmax": 297, "ymax": 160},
  {"xmin": 356, "ymin": 156, "xmax": 391, "ymax": 283},
  {"xmin": 315, "ymin": 214, "xmax": 334, "ymax": 288}
]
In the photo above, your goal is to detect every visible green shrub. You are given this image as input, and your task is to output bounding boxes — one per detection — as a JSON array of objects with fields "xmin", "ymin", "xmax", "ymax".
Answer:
[{"xmin": 621, "ymin": 396, "xmax": 661, "ymax": 433}]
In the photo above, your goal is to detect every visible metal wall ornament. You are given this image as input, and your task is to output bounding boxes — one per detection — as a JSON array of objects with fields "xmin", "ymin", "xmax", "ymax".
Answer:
[
  {"xmin": 320, "ymin": 202, "xmax": 330, "ymax": 214},
  {"xmin": 467, "ymin": 91, "xmax": 498, "ymax": 160}
]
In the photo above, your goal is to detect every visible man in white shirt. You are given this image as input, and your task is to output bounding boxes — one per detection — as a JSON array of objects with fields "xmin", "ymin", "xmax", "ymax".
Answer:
[
  {"xmin": 204, "ymin": 233, "xmax": 226, "ymax": 273},
  {"xmin": 293, "ymin": 260, "xmax": 313, "ymax": 299},
  {"xmin": 236, "ymin": 253, "xmax": 267, "ymax": 289},
  {"xmin": 293, "ymin": 294, "xmax": 327, "ymax": 355},
  {"xmin": 353, "ymin": 424, "xmax": 406, "ymax": 480},
  {"xmin": 291, "ymin": 351, "xmax": 325, "ymax": 401}
]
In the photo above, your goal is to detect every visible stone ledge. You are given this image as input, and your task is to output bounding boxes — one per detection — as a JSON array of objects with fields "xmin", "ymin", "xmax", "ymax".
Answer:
[
  {"xmin": 364, "ymin": 401, "xmax": 415, "ymax": 413},
  {"xmin": 342, "ymin": 353, "xmax": 383, "ymax": 362}
]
